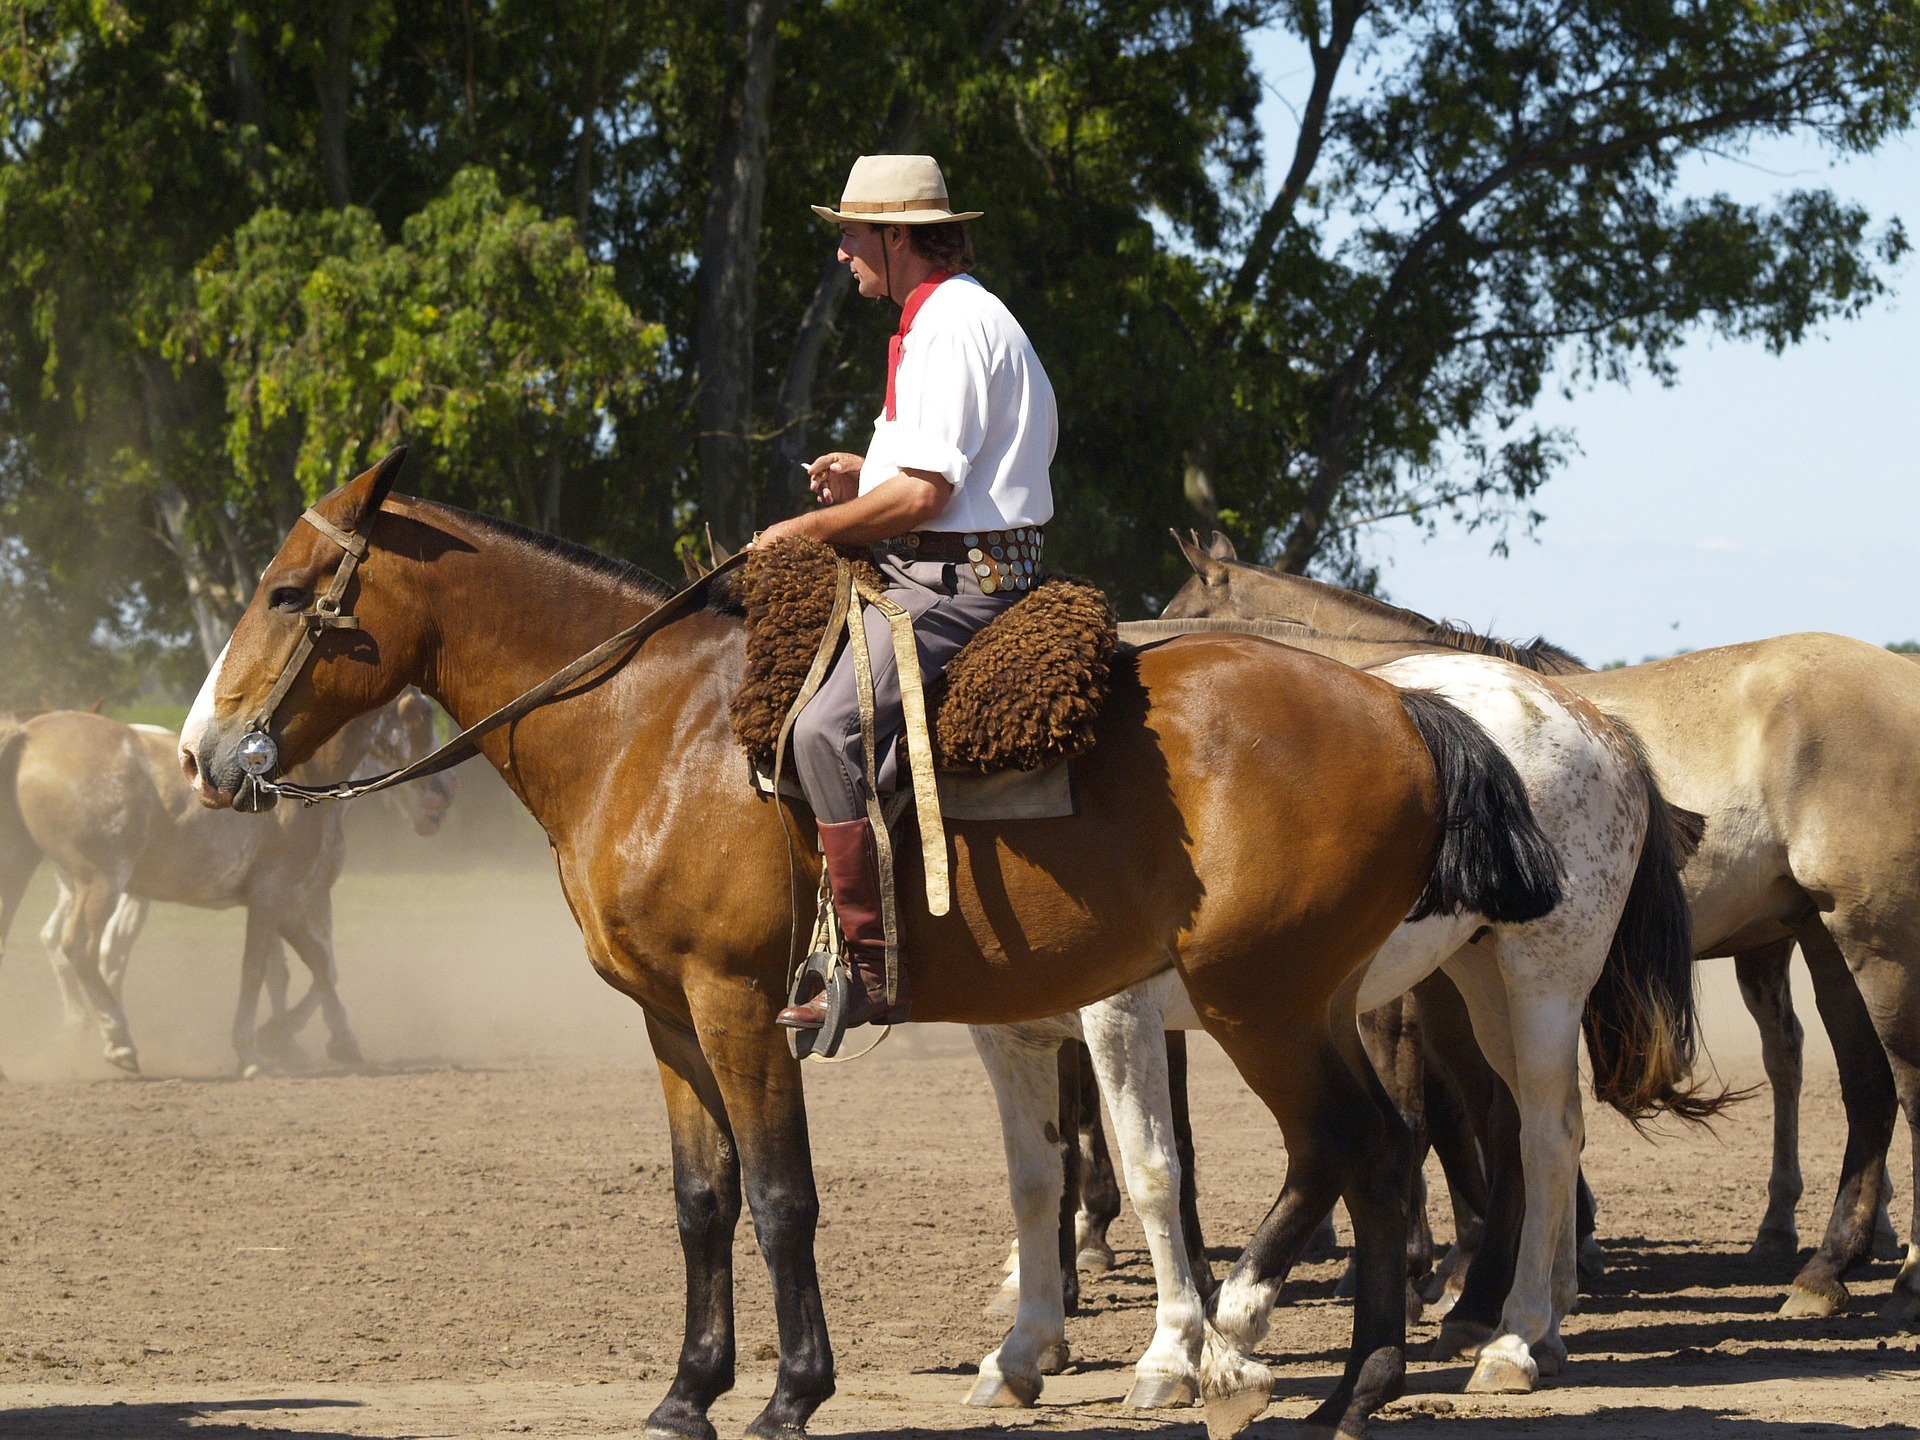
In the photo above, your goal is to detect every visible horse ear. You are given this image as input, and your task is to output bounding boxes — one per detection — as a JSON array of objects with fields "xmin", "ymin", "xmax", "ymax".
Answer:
[
  {"xmin": 1206, "ymin": 530, "xmax": 1238, "ymax": 561},
  {"xmin": 340, "ymin": 446, "xmax": 409, "ymax": 534},
  {"xmin": 1171, "ymin": 528, "xmax": 1228, "ymax": 585},
  {"xmin": 680, "ymin": 548, "xmax": 711, "ymax": 581},
  {"xmin": 706, "ymin": 524, "xmax": 735, "ymax": 568}
]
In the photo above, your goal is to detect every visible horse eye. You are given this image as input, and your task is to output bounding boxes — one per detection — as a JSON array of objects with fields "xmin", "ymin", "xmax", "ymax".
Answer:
[{"xmin": 269, "ymin": 586, "xmax": 309, "ymax": 613}]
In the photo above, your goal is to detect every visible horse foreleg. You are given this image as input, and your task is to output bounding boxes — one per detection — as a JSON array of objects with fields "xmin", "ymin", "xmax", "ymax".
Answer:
[
  {"xmin": 967, "ymin": 1025, "xmax": 1070, "ymax": 1407},
  {"xmin": 231, "ymin": 907, "xmax": 281, "ymax": 1078},
  {"xmin": 1736, "ymin": 938, "xmax": 1805, "ymax": 1257},
  {"xmin": 643, "ymin": 1012, "xmax": 746, "ymax": 1440},
  {"xmin": 1081, "ymin": 987, "xmax": 1205, "ymax": 1409},
  {"xmin": 683, "ymin": 997, "xmax": 834, "ymax": 1438},
  {"xmin": 1072, "ymin": 1040, "xmax": 1123, "ymax": 1274},
  {"xmin": 1781, "ymin": 917, "xmax": 1898, "ymax": 1318},
  {"xmin": 1415, "ymin": 971, "xmax": 1491, "ymax": 1317},
  {"xmin": 1168, "ymin": 1029, "xmax": 1216, "ymax": 1297},
  {"xmin": 1056, "ymin": 1041, "xmax": 1082, "ymax": 1318}
]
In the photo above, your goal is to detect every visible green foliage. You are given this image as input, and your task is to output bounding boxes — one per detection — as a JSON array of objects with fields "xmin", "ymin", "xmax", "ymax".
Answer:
[
  {"xmin": 1888, "ymin": 640, "xmax": 1920, "ymax": 653},
  {"xmin": 0, "ymin": 0, "xmax": 1916, "ymax": 703},
  {"xmin": 185, "ymin": 168, "xmax": 664, "ymax": 523}
]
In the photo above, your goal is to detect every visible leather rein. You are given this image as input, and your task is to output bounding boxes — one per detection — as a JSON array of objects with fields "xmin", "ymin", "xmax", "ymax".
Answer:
[{"xmin": 233, "ymin": 502, "xmax": 745, "ymax": 811}]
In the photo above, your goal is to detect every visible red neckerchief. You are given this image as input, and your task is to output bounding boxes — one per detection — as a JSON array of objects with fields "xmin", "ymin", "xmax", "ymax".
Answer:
[{"xmin": 884, "ymin": 269, "xmax": 953, "ymax": 421}]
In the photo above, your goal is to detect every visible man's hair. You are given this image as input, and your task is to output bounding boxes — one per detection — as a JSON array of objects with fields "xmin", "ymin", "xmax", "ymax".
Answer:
[{"xmin": 904, "ymin": 221, "xmax": 975, "ymax": 274}]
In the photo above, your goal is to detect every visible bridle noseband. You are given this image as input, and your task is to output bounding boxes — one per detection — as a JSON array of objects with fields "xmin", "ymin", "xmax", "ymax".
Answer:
[{"xmin": 233, "ymin": 505, "xmax": 371, "ymax": 811}]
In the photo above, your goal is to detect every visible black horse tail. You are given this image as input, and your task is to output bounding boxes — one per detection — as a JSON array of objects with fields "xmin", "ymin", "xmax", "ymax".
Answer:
[
  {"xmin": 1398, "ymin": 690, "xmax": 1563, "ymax": 925},
  {"xmin": 1582, "ymin": 719, "xmax": 1733, "ymax": 1127}
]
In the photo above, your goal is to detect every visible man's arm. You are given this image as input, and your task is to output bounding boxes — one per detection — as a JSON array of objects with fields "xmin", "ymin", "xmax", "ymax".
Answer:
[{"xmin": 760, "ymin": 468, "xmax": 952, "ymax": 547}]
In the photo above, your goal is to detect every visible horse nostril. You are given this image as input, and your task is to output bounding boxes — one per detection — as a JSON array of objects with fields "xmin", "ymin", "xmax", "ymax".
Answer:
[{"xmin": 180, "ymin": 746, "xmax": 200, "ymax": 783}]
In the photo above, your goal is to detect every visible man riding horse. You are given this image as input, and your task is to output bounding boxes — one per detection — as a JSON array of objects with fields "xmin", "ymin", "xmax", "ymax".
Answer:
[{"xmin": 761, "ymin": 154, "xmax": 1057, "ymax": 1036}]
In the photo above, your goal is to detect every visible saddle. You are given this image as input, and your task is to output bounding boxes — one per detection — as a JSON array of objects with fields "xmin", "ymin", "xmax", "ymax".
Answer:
[{"xmin": 728, "ymin": 535, "xmax": 1117, "ymax": 788}]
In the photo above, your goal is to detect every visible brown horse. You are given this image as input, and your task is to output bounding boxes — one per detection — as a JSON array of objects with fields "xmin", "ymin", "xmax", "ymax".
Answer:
[
  {"xmin": 1165, "ymin": 533, "xmax": 1920, "ymax": 1326},
  {"xmin": 177, "ymin": 453, "xmax": 1563, "ymax": 1438}
]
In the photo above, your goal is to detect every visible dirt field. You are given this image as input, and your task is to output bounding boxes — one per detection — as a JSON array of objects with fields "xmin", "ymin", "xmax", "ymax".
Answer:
[{"xmin": 1, "ymin": 780, "xmax": 1916, "ymax": 1437}]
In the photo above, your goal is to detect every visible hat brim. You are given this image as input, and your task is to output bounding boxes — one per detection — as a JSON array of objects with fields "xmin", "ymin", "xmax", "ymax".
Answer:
[{"xmin": 811, "ymin": 204, "xmax": 983, "ymax": 225}]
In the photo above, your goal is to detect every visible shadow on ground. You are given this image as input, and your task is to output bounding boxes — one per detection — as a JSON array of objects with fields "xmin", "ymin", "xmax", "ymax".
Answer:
[{"xmin": 0, "ymin": 1398, "xmax": 370, "ymax": 1439}]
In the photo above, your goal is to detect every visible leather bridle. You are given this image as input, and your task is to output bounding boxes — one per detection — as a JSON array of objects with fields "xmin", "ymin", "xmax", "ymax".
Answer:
[{"xmin": 230, "ymin": 499, "xmax": 744, "ymax": 812}]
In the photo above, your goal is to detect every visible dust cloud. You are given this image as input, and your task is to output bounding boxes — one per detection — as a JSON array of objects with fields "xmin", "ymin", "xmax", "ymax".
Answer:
[
  {"xmin": 0, "ymin": 764, "xmax": 650, "ymax": 1081},
  {"xmin": 0, "ymin": 749, "xmax": 1841, "ymax": 1087}
]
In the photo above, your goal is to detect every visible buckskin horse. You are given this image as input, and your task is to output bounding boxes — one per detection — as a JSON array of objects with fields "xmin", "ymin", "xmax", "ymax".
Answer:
[
  {"xmin": 0, "ymin": 692, "xmax": 451, "ymax": 1075},
  {"xmin": 1164, "ymin": 533, "xmax": 1920, "ymax": 1328},
  {"xmin": 177, "ymin": 451, "xmax": 1562, "ymax": 1439}
]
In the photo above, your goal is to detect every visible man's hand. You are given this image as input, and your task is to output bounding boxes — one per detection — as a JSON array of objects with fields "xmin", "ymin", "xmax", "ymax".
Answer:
[{"xmin": 806, "ymin": 452, "xmax": 864, "ymax": 506}]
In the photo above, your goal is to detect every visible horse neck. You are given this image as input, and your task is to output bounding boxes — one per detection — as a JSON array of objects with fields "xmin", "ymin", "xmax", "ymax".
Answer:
[
  {"xmin": 399, "ymin": 517, "xmax": 726, "ymax": 832},
  {"xmin": 1231, "ymin": 565, "xmax": 1449, "ymax": 643}
]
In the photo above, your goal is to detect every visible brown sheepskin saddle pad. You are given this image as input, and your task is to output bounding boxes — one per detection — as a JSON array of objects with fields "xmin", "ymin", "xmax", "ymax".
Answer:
[{"xmin": 727, "ymin": 535, "xmax": 1117, "ymax": 777}]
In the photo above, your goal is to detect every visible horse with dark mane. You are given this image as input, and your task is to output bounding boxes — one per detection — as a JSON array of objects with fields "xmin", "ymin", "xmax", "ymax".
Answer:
[
  {"xmin": 1166, "ymin": 530, "xmax": 1920, "ymax": 1327},
  {"xmin": 177, "ymin": 452, "xmax": 1564, "ymax": 1439}
]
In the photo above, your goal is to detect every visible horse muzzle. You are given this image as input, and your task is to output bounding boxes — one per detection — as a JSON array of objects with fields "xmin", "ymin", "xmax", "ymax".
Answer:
[{"xmin": 180, "ymin": 724, "xmax": 283, "ymax": 812}]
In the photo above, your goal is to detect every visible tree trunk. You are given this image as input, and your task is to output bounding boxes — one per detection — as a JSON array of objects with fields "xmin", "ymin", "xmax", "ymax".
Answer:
[
  {"xmin": 154, "ymin": 480, "xmax": 245, "ymax": 666},
  {"xmin": 693, "ymin": 0, "xmax": 783, "ymax": 548},
  {"xmin": 316, "ymin": 0, "xmax": 354, "ymax": 207},
  {"xmin": 573, "ymin": 0, "xmax": 614, "ymax": 233}
]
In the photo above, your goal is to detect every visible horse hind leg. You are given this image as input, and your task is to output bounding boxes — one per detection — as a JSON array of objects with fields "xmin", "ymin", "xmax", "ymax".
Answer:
[
  {"xmin": 1080, "ymin": 989, "xmax": 1204, "ymax": 1409},
  {"xmin": 99, "ymin": 894, "xmax": 148, "ymax": 1005},
  {"xmin": 279, "ymin": 899, "xmax": 365, "ymax": 1069},
  {"xmin": 1780, "ymin": 917, "xmax": 1898, "ymax": 1318},
  {"xmin": 1736, "ymin": 938, "xmax": 1805, "ymax": 1257},
  {"xmin": 1198, "ymin": 1002, "xmax": 1409, "ymax": 1439},
  {"xmin": 38, "ymin": 874, "xmax": 91, "ymax": 1029},
  {"xmin": 966, "ymin": 1025, "xmax": 1071, "ymax": 1408},
  {"xmin": 58, "ymin": 877, "xmax": 139, "ymax": 1073}
]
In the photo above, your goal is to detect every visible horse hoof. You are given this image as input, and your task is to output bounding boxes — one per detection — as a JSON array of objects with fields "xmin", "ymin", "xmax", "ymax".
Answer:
[
  {"xmin": 327, "ymin": 1039, "xmax": 367, "ymax": 1068},
  {"xmin": 239, "ymin": 1060, "xmax": 264, "ymax": 1081},
  {"xmin": 1780, "ymin": 1282, "xmax": 1846, "ymax": 1319},
  {"xmin": 1335, "ymin": 1258, "xmax": 1357, "ymax": 1299},
  {"xmin": 1534, "ymin": 1337, "xmax": 1567, "ymax": 1376},
  {"xmin": 1428, "ymin": 1318, "xmax": 1494, "ymax": 1362},
  {"xmin": 1748, "ymin": 1226, "xmax": 1800, "ymax": 1260},
  {"xmin": 104, "ymin": 1045, "xmax": 140, "ymax": 1075},
  {"xmin": 1037, "ymin": 1340, "xmax": 1070, "ymax": 1375},
  {"xmin": 1077, "ymin": 1239, "xmax": 1116, "ymax": 1273},
  {"xmin": 1577, "ymin": 1235, "xmax": 1607, "ymax": 1286},
  {"xmin": 1125, "ymin": 1370, "xmax": 1198, "ymax": 1408},
  {"xmin": 1878, "ymin": 1282, "xmax": 1920, "ymax": 1327},
  {"xmin": 1202, "ymin": 1384, "xmax": 1269, "ymax": 1440},
  {"xmin": 1871, "ymin": 1228, "xmax": 1904, "ymax": 1264},
  {"xmin": 965, "ymin": 1362, "xmax": 1039, "ymax": 1408},
  {"xmin": 1423, "ymin": 1286, "xmax": 1460, "ymax": 1320},
  {"xmin": 1466, "ymin": 1335, "xmax": 1539, "ymax": 1394}
]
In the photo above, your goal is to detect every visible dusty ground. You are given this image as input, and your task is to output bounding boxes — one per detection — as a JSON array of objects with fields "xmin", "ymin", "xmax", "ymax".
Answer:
[{"xmin": 1, "ymin": 780, "xmax": 1915, "ymax": 1437}]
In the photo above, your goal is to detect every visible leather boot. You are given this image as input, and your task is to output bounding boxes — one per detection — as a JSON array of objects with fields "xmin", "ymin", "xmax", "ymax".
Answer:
[{"xmin": 776, "ymin": 817, "xmax": 912, "ymax": 1031}]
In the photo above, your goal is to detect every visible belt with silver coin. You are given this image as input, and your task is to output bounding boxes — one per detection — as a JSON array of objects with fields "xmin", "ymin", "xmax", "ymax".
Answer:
[{"xmin": 880, "ymin": 527, "xmax": 1045, "ymax": 594}]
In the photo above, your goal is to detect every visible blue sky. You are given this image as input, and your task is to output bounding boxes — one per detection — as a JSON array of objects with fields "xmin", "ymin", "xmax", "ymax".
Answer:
[{"xmin": 1247, "ymin": 29, "xmax": 1920, "ymax": 666}]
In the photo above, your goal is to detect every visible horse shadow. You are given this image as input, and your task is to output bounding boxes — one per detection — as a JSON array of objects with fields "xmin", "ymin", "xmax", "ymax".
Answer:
[{"xmin": 0, "ymin": 1397, "xmax": 371, "ymax": 1438}]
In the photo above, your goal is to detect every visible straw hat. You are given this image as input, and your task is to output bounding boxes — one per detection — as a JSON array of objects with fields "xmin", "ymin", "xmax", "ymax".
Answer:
[{"xmin": 811, "ymin": 154, "xmax": 982, "ymax": 226}]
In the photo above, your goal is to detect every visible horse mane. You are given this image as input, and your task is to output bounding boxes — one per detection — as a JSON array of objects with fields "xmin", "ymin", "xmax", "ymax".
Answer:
[
  {"xmin": 1214, "ymin": 558, "xmax": 1589, "ymax": 675},
  {"xmin": 406, "ymin": 499, "xmax": 679, "ymax": 604},
  {"xmin": 1424, "ymin": 619, "xmax": 1590, "ymax": 675}
]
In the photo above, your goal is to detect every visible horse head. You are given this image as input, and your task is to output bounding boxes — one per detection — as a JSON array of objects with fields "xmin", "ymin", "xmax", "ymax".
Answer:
[
  {"xmin": 374, "ymin": 689, "xmax": 456, "ymax": 836},
  {"xmin": 180, "ymin": 447, "xmax": 424, "ymax": 810}
]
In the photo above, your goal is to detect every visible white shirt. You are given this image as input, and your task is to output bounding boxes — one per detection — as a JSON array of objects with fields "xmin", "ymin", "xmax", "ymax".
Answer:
[{"xmin": 860, "ymin": 274, "xmax": 1056, "ymax": 531}]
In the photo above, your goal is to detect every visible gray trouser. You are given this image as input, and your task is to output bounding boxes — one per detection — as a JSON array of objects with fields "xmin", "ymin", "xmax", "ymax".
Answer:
[{"xmin": 792, "ymin": 552, "xmax": 1014, "ymax": 824}]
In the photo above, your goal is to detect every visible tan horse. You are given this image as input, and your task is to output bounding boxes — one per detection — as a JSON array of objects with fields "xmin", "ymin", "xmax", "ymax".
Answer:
[
  {"xmin": 176, "ymin": 453, "xmax": 1565, "ymax": 1439},
  {"xmin": 0, "ymin": 693, "xmax": 450, "ymax": 1075},
  {"xmin": 1165, "ymin": 534, "xmax": 1920, "ymax": 1327}
]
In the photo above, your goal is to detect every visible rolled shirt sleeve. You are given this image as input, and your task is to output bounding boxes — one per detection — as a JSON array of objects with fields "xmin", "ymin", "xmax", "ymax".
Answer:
[{"xmin": 879, "ymin": 328, "xmax": 987, "ymax": 490}]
